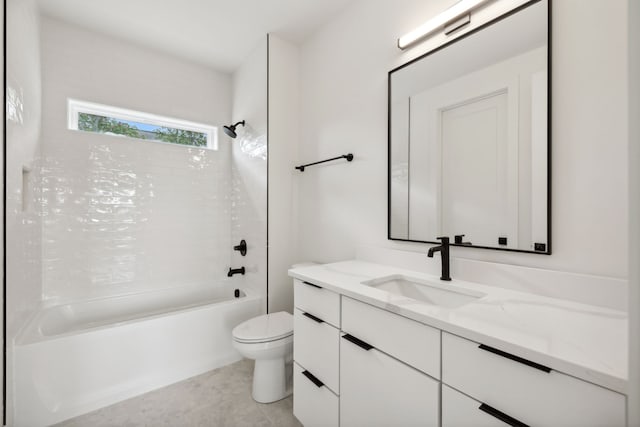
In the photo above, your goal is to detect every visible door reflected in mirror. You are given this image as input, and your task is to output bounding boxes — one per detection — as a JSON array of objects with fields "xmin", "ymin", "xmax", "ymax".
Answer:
[{"xmin": 388, "ymin": 0, "xmax": 550, "ymax": 253}]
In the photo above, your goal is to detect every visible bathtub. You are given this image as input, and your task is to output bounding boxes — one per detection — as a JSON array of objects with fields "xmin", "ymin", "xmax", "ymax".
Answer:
[{"xmin": 12, "ymin": 284, "xmax": 263, "ymax": 427}]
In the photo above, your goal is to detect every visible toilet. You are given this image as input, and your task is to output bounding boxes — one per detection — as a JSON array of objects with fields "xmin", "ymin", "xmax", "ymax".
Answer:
[
  {"xmin": 232, "ymin": 311, "xmax": 294, "ymax": 403},
  {"xmin": 232, "ymin": 262, "xmax": 316, "ymax": 403}
]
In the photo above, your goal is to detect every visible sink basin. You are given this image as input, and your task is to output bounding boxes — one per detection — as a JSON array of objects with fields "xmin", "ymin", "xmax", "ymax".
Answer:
[{"xmin": 362, "ymin": 275, "xmax": 485, "ymax": 309}]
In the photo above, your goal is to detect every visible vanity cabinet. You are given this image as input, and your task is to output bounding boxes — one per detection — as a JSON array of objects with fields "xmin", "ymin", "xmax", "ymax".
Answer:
[
  {"xmin": 442, "ymin": 332, "xmax": 626, "ymax": 427},
  {"xmin": 293, "ymin": 308, "xmax": 340, "ymax": 392},
  {"xmin": 340, "ymin": 333, "xmax": 439, "ymax": 426},
  {"xmin": 341, "ymin": 297, "xmax": 440, "ymax": 378},
  {"xmin": 292, "ymin": 279, "xmax": 626, "ymax": 427},
  {"xmin": 293, "ymin": 279, "xmax": 340, "ymax": 327},
  {"xmin": 292, "ymin": 279, "xmax": 341, "ymax": 427},
  {"xmin": 340, "ymin": 298, "xmax": 439, "ymax": 427},
  {"xmin": 442, "ymin": 384, "xmax": 507, "ymax": 427},
  {"xmin": 293, "ymin": 363, "xmax": 339, "ymax": 427}
]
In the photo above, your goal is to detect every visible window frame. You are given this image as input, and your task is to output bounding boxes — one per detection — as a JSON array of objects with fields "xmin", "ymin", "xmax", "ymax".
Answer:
[{"xmin": 67, "ymin": 99, "xmax": 218, "ymax": 150}]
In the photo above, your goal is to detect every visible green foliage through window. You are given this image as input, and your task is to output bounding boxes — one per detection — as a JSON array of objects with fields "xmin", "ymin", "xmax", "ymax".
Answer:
[
  {"xmin": 78, "ymin": 113, "xmax": 145, "ymax": 138},
  {"xmin": 154, "ymin": 127, "xmax": 207, "ymax": 147},
  {"xmin": 77, "ymin": 112, "xmax": 209, "ymax": 148}
]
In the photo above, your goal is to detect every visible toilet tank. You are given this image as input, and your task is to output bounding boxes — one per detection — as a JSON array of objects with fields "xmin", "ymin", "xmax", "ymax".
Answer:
[{"xmin": 291, "ymin": 262, "xmax": 318, "ymax": 269}]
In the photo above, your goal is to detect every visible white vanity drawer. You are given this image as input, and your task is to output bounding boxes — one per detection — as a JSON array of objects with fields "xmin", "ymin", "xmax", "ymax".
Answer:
[
  {"xmin": 340, "ymin": 331, "xmax": 439, "ymax": 427},
  {"xmin": 442, "ymin": 384, "xmax": 513, "ymax": 427},
  {"xmin": 293, "ymin": 308, "xmax": 340, "ymax": 393},
  {"xmin": 294, "ymin": 279, "xmax": 340, "ymax": 328},
  {"xmin": 293, "ymin": 362, "xmax": 339, "ymax": 427},
  {"xmin": 442, "ymin": 332, "xmax": 626, "ymax": 427},
  {"xmin": 341, "ymin": 296, "xmax": 440, "ymax": 378}
]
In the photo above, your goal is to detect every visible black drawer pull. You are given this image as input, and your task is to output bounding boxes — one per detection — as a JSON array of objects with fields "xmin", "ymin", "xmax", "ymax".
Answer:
[
  {"xmin": 302, "ymin": 370, "xmax": 324, "ymax": 388},
  {"xmin": 302, "ymin": 312, "xmax": 324, "ymax": 323},
  {"xmin": 479, "ymin": 403, "xmax": 529, "ymax": 427},
  {"xmin": 302, "ymin": 281, "xmax": 322, "ymax": 289},
  {"xmin": 478, "ymin": 344, "xmax": 551, "ymax": 373},
  {"xmin": 342, "ymin": 334, "xmax": 374, "ymax": 351}
]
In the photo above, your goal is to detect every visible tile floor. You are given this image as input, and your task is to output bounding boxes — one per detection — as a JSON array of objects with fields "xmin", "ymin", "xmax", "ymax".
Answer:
[{"xmin": 56, "ymin": 359, "xmax": 302, "ymax": 427}]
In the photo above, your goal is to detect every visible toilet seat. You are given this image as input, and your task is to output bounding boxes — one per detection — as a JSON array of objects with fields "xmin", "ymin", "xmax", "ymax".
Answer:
[{"xmin": 232, "ymin": 311, "xmax": 293, "ymax": 344}]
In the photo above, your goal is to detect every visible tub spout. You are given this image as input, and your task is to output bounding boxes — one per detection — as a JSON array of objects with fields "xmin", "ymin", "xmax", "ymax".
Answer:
[{"xmin": 228, "ymin": 267, "xmax": 245, "ymax": 277}]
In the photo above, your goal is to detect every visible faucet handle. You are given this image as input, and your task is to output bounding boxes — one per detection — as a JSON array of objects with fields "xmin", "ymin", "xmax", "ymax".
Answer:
[
  {"xmin": 436, "ymin": 236, "xmax": 450, "ymax": 244},
  {"xmin": 454, "ymin": 234, "xmax": 472, "ymax": 245}
]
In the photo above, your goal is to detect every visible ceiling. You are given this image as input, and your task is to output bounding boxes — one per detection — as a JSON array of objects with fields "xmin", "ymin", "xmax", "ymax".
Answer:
[{"xmin": 37, "ymin": 0, "xmax": 355, "ymax": 72}]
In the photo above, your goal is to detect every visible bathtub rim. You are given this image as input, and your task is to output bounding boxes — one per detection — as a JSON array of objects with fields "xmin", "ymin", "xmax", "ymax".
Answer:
[{"xmin": 15, "ymin": 284, "xmax": 262, "ymax": 346}]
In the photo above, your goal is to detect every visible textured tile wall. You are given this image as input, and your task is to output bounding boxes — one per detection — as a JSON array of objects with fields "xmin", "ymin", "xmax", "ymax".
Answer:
[
  {"xmin": 6, "ymin": 0, "xmax": 44, "ymax": 339},
  {"xmin": 230, "ymin": 135, "xmax": 267, "ymax": 300},
  {"xmin": 229, "ymin": 40, "xmax": 268, "ymax": 307},
  {"xmin": 36, "ymin": 17, "xmax": 246, "ymax": 303},
  {"xmin": 41, "ymin": 131, "xmax": 233, "ymax": 302},
  {"xmin": 6, "ymin": 161, "xmax": 43, "ymax": 337}
]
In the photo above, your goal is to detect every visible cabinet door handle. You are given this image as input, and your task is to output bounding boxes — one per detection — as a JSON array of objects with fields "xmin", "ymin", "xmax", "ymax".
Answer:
[
  {"xmin": 302, "ymin": 281, "xmax": 322, "ymax": 289},
  {"xmin": 478, "ymin": 344, "xmax": 551, "ymax": 373},
  {"xmin": 302, "ymin": 312, "xmax": 324, "ymax": 323},
  {"xmin": 342, "ymin": 334, "xmax": 374, "ymax": 351},
  {"xmin": 302, "ymin": 370, "xmax": 324, "ymax": 388},
  {"xmin": 478, "ymin": 403, "xmax": 529, "ymax": 427}
]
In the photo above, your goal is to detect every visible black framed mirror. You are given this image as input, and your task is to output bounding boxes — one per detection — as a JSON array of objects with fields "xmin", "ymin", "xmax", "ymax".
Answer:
[{"xmin": 388, "ymin": 0, "xmax": 551, "ymax": 254}]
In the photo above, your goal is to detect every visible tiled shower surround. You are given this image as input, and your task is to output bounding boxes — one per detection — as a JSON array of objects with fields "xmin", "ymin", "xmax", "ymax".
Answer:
[
  {"xmin": 40, "ymin": 131, "xmax": 236, "ymax": 302},
  {"xmin": 22, "ymin": 15, "xmax": 266, "ymax": 308},
  {"xmin": 7, "ymin": 8, "xmax": 269, "ymax": 425}
]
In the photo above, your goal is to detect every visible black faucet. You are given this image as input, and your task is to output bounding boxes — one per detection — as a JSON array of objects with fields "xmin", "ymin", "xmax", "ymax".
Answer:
[
  {"xmin": 427, "ymin": 236, "xmax": 451, "ymax": 281},
  {"xmin": 227, "ymin": 267, "xmax": 245, "ymax": 277}
]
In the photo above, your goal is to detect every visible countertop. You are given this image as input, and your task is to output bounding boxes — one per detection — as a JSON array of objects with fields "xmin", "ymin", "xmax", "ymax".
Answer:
[{"xmin": 288, "ymin": 260, "xmax": 628, "ymax": 394}]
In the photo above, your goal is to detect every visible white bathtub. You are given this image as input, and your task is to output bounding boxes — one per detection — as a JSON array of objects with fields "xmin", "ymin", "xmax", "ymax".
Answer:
[{"xmin": 12, "ymin": 284, "xmax": 263, "ymax": 427}]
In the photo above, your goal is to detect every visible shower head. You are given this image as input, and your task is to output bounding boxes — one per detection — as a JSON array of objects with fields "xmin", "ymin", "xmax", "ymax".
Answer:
[{"xmin": 223, "ymin": 120, "xmax": 245, "ymax": 139}]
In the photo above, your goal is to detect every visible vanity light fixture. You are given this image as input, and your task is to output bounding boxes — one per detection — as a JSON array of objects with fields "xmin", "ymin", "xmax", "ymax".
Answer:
[{"xmin": 397, "ymin": 0, "xmax": 492, "ymax": 49}]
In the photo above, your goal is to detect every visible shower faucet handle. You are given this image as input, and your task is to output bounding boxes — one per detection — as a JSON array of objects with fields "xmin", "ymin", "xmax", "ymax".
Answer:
[{"xmin": 233, "ymin": 240, "xmax": 247, "ymax": 256}]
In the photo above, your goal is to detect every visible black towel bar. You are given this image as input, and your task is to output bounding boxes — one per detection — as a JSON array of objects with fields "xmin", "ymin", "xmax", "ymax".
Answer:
[{"xmin": 295, "ymin": 153, "xmax": 353, "ymax": 172}]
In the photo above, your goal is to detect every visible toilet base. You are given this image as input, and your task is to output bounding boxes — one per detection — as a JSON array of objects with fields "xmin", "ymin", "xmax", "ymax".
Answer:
[{"xmin": 251, "ymin": 359, "xmax": 293, "ymax": 403}]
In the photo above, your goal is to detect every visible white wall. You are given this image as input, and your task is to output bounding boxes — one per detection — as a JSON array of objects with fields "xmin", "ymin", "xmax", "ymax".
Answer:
[
  {"xmin": 231, "ymin": 38, "xmax": 268, "ymax": 306},
  {"xmin": 39, "ymin": 17, "xmax": 233, "ymax": 302},
  {"xmin": 296, "ymin": 0, "xmax": 629, "ymax": 282},
  {"xmin": 268, "ymin": 35, "xmax": 300, "ymax": 313},
  {"xmin": 628, "ymin": 0, "xmax": 639, "ymax": 423}
]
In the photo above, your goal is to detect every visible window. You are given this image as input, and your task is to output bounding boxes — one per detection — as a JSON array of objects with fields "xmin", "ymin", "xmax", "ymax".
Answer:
[{"xmin": 67, "ymin": 99, "xmax": 217, "ymax": 149}]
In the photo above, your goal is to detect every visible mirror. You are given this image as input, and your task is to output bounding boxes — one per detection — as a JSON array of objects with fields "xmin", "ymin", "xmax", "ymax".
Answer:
[{"xmin": 388, "ymin": 0, "xmax": 550, "ymax": 253}]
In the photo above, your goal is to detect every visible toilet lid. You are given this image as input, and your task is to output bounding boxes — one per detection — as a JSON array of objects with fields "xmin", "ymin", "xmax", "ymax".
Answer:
[{"xmin": 232, "ymin": 311, "xmax": 293, "ymax": 343}]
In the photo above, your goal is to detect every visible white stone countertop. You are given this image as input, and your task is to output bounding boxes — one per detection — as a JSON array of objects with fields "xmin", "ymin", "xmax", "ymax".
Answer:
[{"xmin": 289, "ymin": 260, "xmax": 628, "ymax": 394}]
